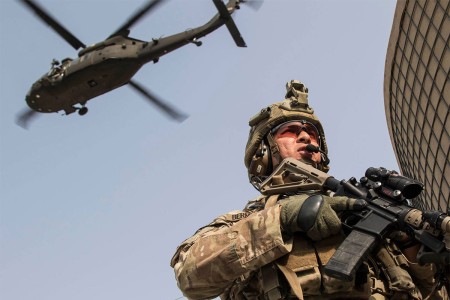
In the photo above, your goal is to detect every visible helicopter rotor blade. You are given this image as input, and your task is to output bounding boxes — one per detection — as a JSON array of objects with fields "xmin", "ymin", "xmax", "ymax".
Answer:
[
  {"xmin": 212, "ymin": 0, "xmax": 247, "ymax": 47},
  {"xmin": 15, "ymin": 108, "xmax": 39, "ymax": 129},
  {"xmin": 128, "ymin": 80, "xmax": 188, "ymax": 122},
  {"xmin": 19, "ymin": 0, "xmax": 86, "ymax": 50},
  {"xmin": 109, "ymin": 0, "xmax": 165, "ymax": 38}
]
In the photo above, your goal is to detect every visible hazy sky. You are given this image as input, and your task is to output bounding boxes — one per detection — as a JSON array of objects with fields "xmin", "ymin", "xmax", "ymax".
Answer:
[{"xmin": 1, "ymin": 1, "xmax": 398, "ymax": 299}]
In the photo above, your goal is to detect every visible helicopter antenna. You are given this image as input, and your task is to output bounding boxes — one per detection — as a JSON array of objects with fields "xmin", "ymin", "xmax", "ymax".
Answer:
[
  {"xmin": 128, "ymin": 80, "xmax": 188, "ymax": 122},
  {"xmin": 19, "ymin": 0, "xmax": 86, "ymax": 50},
  {"xmin": 109, "ymin": 0, "xmax": 165, "ymax": 38}
]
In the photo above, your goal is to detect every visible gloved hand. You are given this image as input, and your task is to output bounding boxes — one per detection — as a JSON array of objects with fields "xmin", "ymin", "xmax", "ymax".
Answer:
[{"xmin": 279, "ymin": 194, "xmax": 367, "ymax": 241}]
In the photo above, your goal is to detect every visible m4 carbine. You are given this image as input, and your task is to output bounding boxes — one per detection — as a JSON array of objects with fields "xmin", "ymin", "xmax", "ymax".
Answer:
[{"xmin": 259, "ymin": 158, "xmax": 450, "ymax": 281}]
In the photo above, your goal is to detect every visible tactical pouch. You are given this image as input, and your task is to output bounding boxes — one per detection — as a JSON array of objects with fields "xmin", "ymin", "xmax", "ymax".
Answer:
[
  {"xmin": 279, "ymin": 236, "xmax": 321, "ymax": 296},
  {"xmin": 375, "ymin": 242, "xmax": 422, "ymax": 300},
  {"xmin": 408, "ymin": 263, "xmax": 438, "ymax": 294},
  {"xmin": 261, "ymin": 263, "xmax": 285, "ymax": 300},
  {"xmin": 277, "ymin": 234, "xmax": 373, "ymax": 299}
]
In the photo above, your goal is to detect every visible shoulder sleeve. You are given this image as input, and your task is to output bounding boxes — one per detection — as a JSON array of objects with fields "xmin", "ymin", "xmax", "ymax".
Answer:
[{"xmin": 170, "ymin": 205, "xmax": 293, "ymax": 299}]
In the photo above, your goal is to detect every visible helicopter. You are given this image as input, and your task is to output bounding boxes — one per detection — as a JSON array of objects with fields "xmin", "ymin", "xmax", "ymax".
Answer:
[{"xmin": 17, "ymin": 0, "xmax": 257, "ymax": 128}]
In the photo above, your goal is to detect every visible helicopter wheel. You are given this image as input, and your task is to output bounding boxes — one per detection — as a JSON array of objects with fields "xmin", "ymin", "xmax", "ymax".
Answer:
[{"xmin": 78, "ymin": 107, "xmax": 88, "ymax": 116}]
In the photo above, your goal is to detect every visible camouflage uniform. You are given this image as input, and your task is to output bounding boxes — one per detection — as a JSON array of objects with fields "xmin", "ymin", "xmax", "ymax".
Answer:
[
  {"xmin": 171, "ymin": 81, "xmax": 448, "ymax": 300},
  {"xmin": 171, "ymin": 193, "xmax": 447, "ymax": 299}
]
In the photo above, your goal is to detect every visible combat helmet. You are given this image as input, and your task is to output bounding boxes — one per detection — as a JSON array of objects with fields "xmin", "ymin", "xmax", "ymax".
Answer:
[{"xmin": 245, "ymin": 80, "xmax": 330, "ymax": 190}]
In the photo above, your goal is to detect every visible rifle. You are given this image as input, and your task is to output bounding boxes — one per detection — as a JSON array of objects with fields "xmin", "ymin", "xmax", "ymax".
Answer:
[{"xmin": 259, "ymin": 158, "xmax": 450, "ymax": 281}]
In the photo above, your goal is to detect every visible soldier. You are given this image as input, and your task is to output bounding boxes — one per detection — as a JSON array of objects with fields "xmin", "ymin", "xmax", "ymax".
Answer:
[{"xmin": 171, "ymin": 80, "xmax": 447, "ymax": 299}]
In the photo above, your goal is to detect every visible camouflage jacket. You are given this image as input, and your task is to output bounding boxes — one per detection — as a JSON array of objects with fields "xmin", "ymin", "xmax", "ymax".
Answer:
[
  {"xmin": 170, "ymin": 194, "xmax": 447, "ymax": 300},
  {"xmin": 171, "ymin": 194, "xmax": 292, "ymax": 299}
]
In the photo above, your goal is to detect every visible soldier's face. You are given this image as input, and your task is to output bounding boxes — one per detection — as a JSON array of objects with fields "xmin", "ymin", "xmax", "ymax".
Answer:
[{"xmin": 273, "ymin": 121, "xmax": 322, "ymax": 164}]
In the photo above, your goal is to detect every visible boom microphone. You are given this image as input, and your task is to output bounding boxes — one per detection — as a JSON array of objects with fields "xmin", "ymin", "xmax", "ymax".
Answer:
[
  {"xmin": 305, "ymin": 144, "xmax": 320, "ymax": 153},
  {"xmin": 305, "ymin": 144, "xmax": 330, "ymax": 165}
]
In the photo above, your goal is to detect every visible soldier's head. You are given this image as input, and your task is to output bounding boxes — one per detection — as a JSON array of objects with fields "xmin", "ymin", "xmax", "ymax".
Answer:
[{"xmin": 245, "ymin": 80, "xmax": 329, "ymax": 190}]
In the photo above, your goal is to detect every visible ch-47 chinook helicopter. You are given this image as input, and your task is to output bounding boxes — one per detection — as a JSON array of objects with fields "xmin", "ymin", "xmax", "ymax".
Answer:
[{"xmin": 17, "ymin": 0, "xmax": 258, "ymax": 128}]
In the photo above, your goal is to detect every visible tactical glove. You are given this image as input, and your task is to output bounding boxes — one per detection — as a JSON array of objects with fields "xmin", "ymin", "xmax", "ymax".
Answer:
[{"xmin": 279, "ymin": 194, "xmax": 367, "ymax": 241}]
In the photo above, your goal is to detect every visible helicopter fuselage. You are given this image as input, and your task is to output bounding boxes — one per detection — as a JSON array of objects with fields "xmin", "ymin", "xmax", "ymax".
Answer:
[
  {"xmin": 24, "ymin": 0, "xmax": 244, "ymax": 116},
  {"xmin": 26, "ymin": 36, "xmax": 148, "ymax": 115}
]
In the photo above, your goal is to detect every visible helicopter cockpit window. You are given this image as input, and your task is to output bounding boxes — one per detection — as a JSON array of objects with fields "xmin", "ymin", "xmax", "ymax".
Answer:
[
  {"xmin": 61, "ymin": 58, "xmax": 73, "ymax": 66},
  {"xmin": 47, "ymin": 59, "xmax": 66, "ymax": 80}
]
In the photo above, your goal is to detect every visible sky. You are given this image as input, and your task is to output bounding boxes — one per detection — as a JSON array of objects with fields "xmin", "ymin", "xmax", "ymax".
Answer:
[{"xmin": 0, "ymin": 0, "xmax": 398, "ymax": 299}]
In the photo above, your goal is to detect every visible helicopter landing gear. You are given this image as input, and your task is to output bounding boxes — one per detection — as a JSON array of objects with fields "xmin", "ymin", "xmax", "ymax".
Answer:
[
  {"xmin": 78, "ymin": 106, "xmax": 88, "ymax": 116},
  {"xmin": 189, "ymin": 38, "xmax": 202, "ymax": 47}
]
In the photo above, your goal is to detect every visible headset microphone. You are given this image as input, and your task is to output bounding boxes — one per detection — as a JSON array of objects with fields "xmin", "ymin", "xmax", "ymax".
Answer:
[
  {"xmin": 305, "ymin": 144, "xmax": 330, "ymax": 165},
  {"xmin": 305, "ymin": 144, "xmax": 320, "ymax": 153}
]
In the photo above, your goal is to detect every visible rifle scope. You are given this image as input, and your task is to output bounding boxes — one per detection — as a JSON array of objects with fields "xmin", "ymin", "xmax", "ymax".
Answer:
[{"xmin": 365, "ymin": 167, "xmax": 423, "ymax": 199}]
